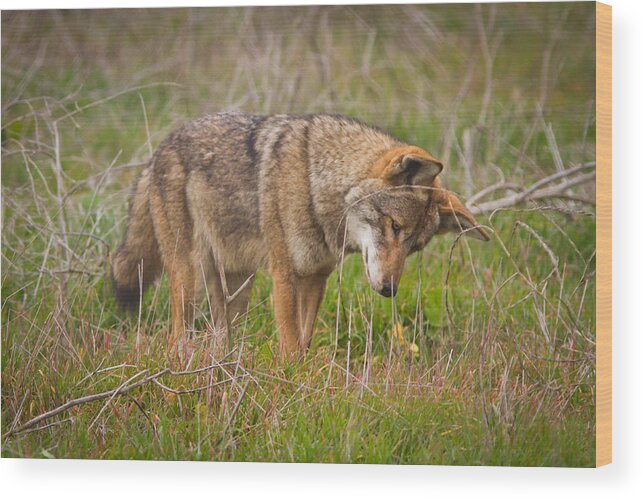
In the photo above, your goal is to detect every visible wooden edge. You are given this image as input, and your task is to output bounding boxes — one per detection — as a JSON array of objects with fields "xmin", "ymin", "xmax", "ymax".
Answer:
[{"xmin": 596, "ymin": 1, "xmax": 612, "ymax": 468}]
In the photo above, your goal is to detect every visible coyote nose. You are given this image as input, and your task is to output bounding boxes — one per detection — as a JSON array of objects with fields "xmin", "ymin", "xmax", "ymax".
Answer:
[{"xmin": 379, "ymin": 283, "xmax": 397, "ymax": 298}]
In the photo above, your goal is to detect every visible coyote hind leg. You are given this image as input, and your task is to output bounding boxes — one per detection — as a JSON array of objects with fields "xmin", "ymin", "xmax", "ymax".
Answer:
[
  {"xmin": 168, "ymin": 263, "xmax": 196, "ymax": 347},
  {"xmin": 148, "ymin": 168, "xmax": 197, "ymax": 350}
]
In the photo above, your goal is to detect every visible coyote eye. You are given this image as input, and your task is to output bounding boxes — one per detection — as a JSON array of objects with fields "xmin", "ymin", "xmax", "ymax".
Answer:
[{"xmin": 391, "ymin": 219, "xmax": 402, "ymax": 236}]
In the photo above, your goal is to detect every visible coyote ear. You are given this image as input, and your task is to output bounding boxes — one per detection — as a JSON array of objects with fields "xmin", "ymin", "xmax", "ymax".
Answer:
[
  {"xmin": 437, "ymin": 191, "xmax": 490, "ymax": 241},
  {"xmin": 383, "ymin": 153, "xmax": 443, "ymax": 187}
]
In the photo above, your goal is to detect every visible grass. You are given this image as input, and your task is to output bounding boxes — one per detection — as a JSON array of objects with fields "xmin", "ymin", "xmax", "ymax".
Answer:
[{"xmin": 1, "ymin": 4, "xmax": 596, "ymax": 465}]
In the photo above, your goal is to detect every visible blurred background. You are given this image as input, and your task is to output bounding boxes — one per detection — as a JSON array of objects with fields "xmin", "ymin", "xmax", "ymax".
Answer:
[{"xmin": 2, "ymin": 4, "xmax": 595, "ymax": 186}]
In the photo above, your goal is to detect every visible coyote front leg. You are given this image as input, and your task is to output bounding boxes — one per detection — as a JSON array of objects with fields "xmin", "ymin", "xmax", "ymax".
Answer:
[
  {"xmin": 296, "ymin": 274, "xmax": 328, "ymax": 352},
  {"xmin": 271, "ymin": 266, "xmax": 300, "ymax": 358},
  {"xmin": 272, "ymin": 268, "xmax": 328, "ymax": 357}
]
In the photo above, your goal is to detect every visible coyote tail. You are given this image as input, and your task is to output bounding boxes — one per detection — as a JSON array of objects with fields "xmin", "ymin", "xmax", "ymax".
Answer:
[{"xmin": 111, "ymin": 167, "xmax": 162, "ymax": 310}]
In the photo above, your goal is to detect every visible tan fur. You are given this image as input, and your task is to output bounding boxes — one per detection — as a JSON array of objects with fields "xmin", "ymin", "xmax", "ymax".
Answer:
[
  {"xmin": 111, "ymin": 112, "xmax": 487, "ymax": 358},
  {"xmin": 370, "ymin": 145, "xmax": 442, "ymax": 178}
]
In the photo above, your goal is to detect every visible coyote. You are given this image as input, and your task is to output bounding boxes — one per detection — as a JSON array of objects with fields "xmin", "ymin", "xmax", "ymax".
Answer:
[{"xmin": 112, "ymin": 113, "xmax": 488, "ymax": 357}]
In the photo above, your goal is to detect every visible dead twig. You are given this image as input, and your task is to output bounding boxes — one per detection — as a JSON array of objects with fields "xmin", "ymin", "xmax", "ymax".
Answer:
[
  {"xmin": 216, "ymin": 261, "xmax": 255, "ymax": 353},
  {"xmin": 3, "ymin": 369, "xmax": 168, "ymax": 440},
  {"xmin": 89, "ymin": 369, "xmax": 151, "ymax": 430},
  {"xmin": 152, "ymin": 375, "xmax": 242, "ymax": 395},
  {"xmin": 3, "ymin": 361, "xmax": 242, "ymax": 440},
  {"xmin": 467, "ymin": 181, "xmax": 523, "ymax": 206},
  {"xmin": 468, "ymin": 162, "xmax": 595, "ymax": 215},
  {"xmin": 10, "ymin": 417, "xmax": 74, "ymax": 437}
]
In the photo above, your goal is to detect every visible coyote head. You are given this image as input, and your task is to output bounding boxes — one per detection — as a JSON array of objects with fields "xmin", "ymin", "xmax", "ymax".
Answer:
[{"xmin": 345, "ymin": 146, "xmax": 489, "ymax": 297}]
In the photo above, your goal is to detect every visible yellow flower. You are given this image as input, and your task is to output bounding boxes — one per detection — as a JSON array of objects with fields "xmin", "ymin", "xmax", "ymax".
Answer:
[
  {"xmin": 389, "ymin": 321, "xmax": 420, "ymax": 356},
  {"xmin": 390, "ymin": 321, "xmax": 405, "ymax": 346}
]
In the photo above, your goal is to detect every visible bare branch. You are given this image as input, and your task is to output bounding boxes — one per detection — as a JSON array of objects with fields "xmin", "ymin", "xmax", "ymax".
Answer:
[
  {"xmin": 518, "ymin": 162, "xmax": 595, "ymax": 199},
  {"xmin": 152, "ymin": 376, "xmax": 241, "ymax": 395},
  {"xmin": 227, "ymin": 274, "xmax": 255, "ymax": 305},
  {"xmin": 468, "ymin": 181, "xmax": 522, "ymax": 205},
  {"xmin": 216, "ymin": 261, "xmax": 233, "ymax": 352},
  {"xmin": 468, "ymin": 163, "xmax": 595, "ymax": 215},
  {"xmin": 3, "ymin": 361, "xmax": 242, "ymax": 440},
  {"xmin": 3, "ymin": 369, "xmax": 168, "ymax": 439}
]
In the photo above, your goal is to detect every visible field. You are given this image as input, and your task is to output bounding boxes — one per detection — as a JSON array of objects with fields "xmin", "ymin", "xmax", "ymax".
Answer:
[{"xmin": 1, "ymin": 4, "xmax": 597, "ymax": 465}]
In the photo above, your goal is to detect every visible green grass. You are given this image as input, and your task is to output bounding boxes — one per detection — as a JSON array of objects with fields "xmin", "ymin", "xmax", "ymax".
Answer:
[{"xmin": 1, "ymin": 4, "xmax": 596, "ymax": 465}]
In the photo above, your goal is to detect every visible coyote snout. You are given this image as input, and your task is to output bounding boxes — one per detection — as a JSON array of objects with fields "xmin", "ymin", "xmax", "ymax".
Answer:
[
  {"xmin": 351, "ymin": 220, "xmax": 405, "ymax": 297},
  {"xmin": 112, "ymin": 113, "xmax": 488, "ymax": 359}
]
